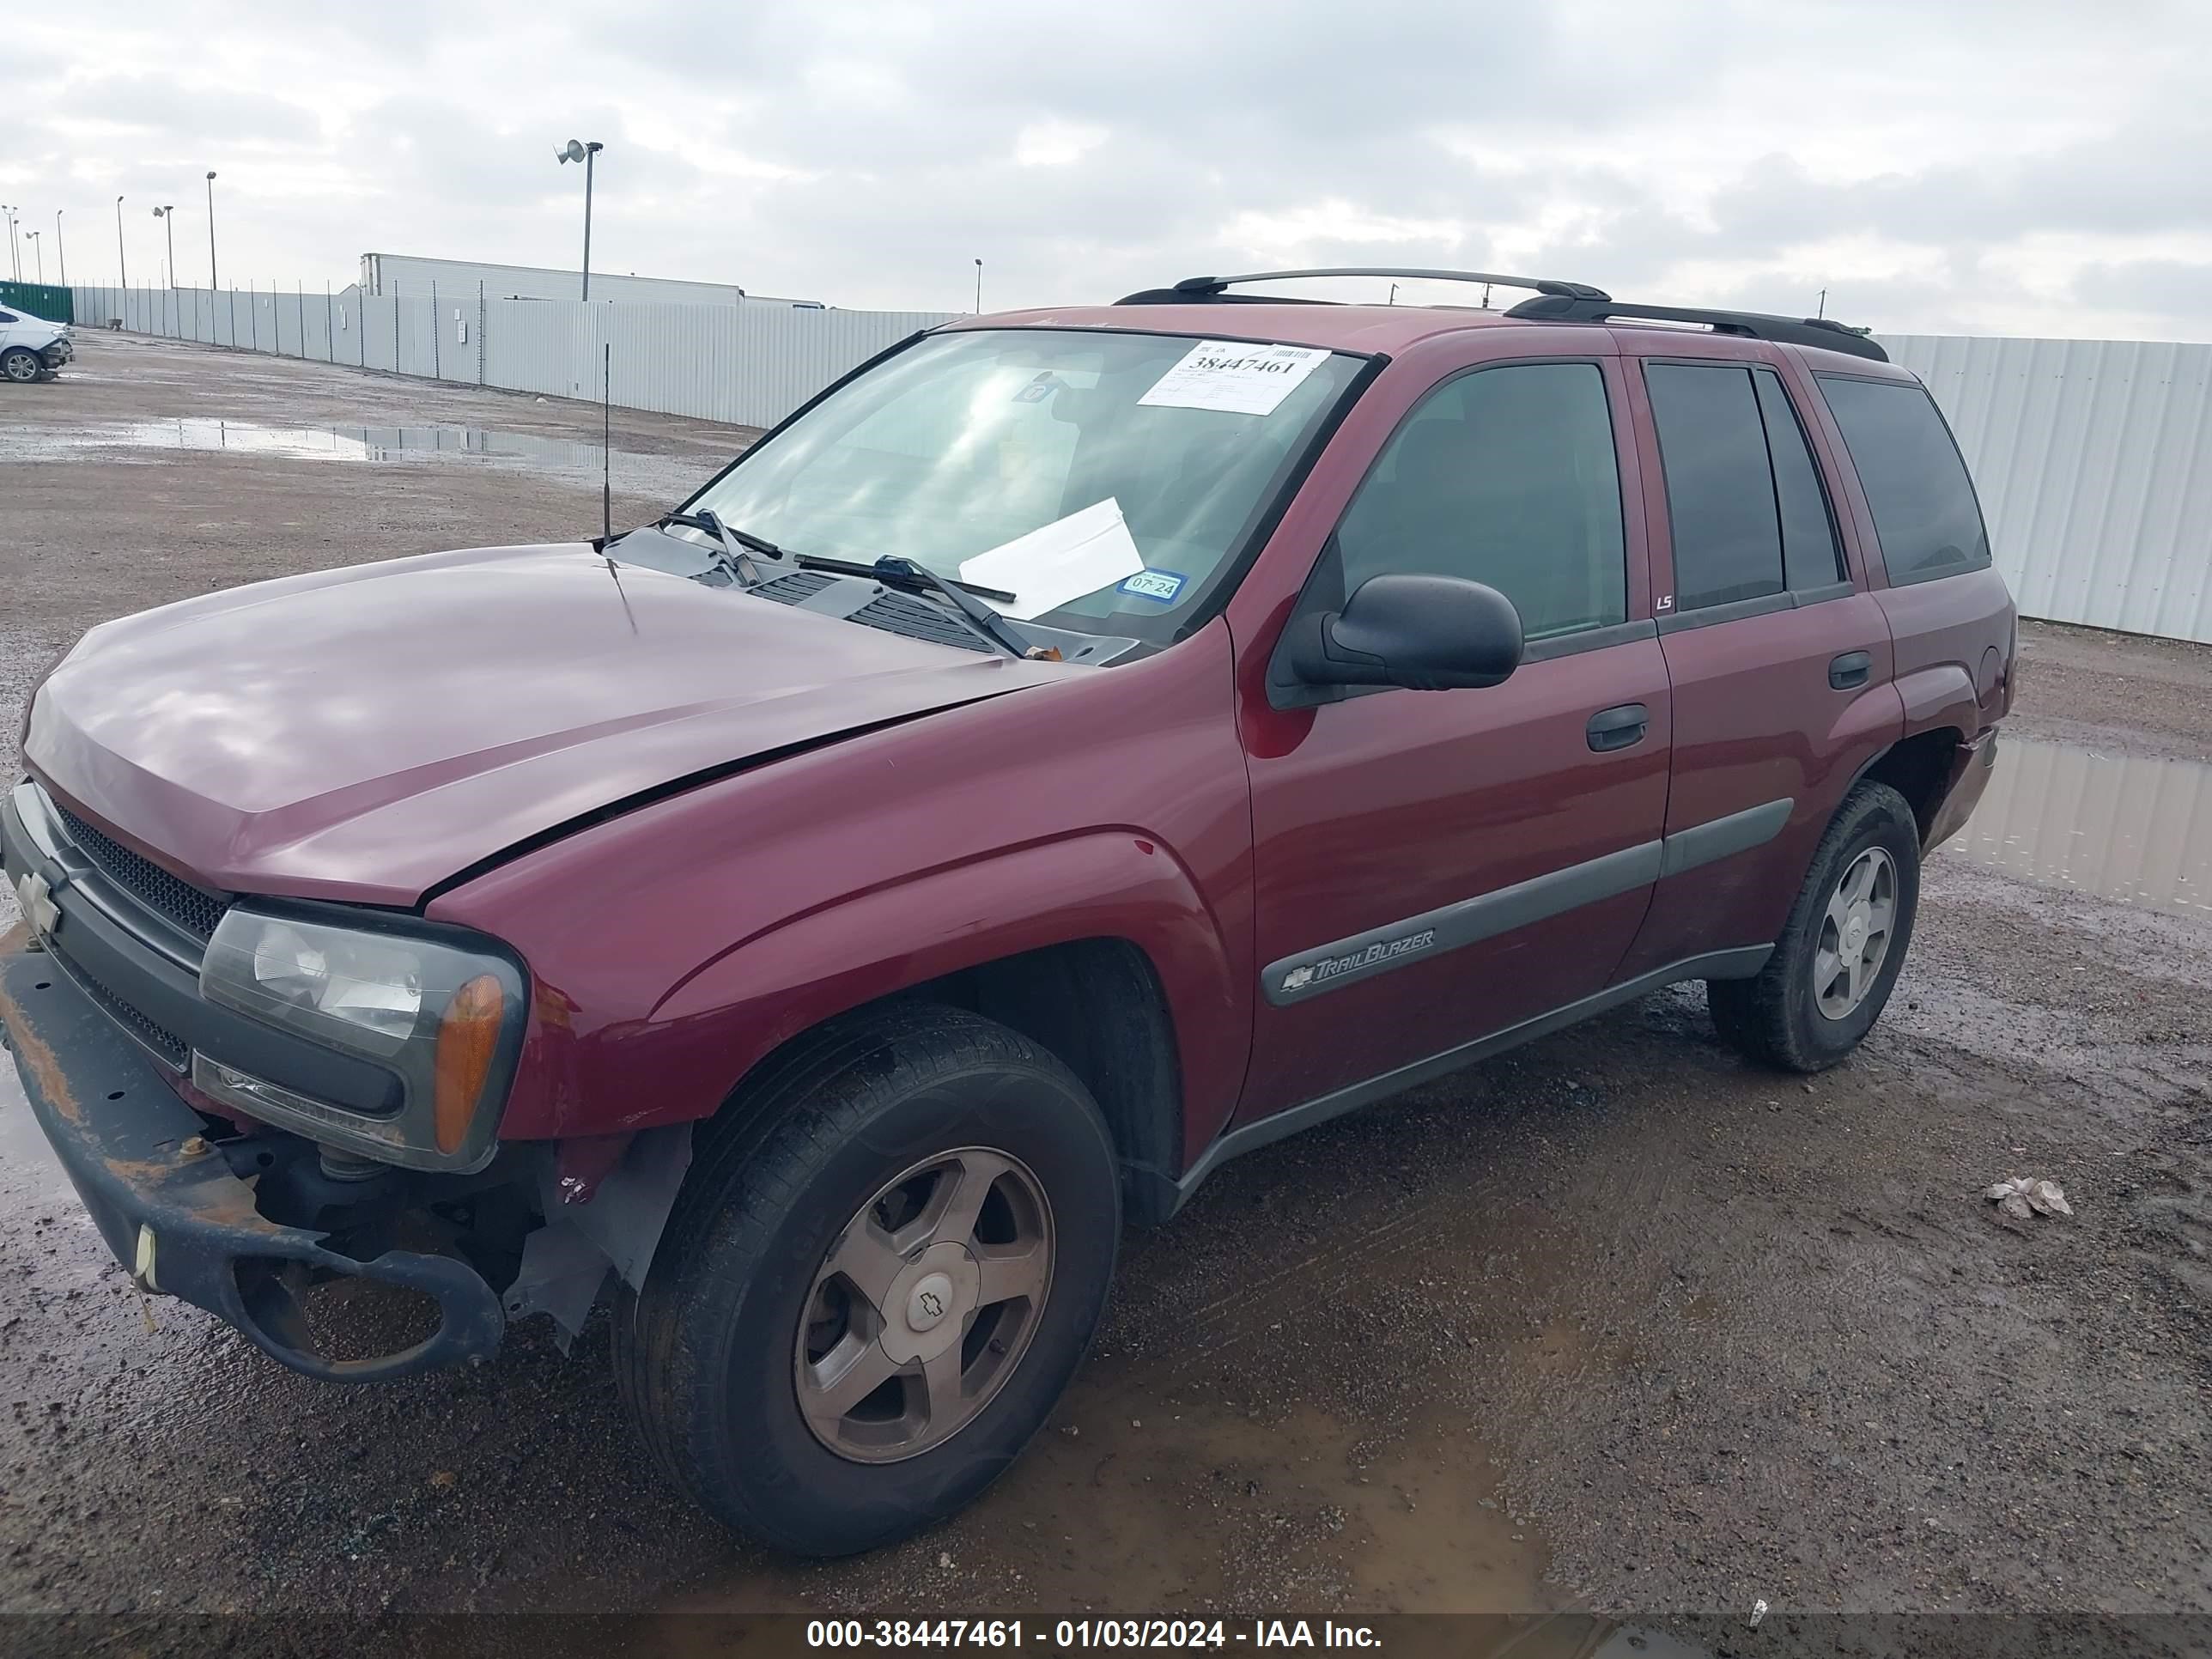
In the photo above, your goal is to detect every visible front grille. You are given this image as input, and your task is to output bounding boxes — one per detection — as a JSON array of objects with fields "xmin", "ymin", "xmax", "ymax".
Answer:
[
  {"xmin": 50, "ymin": 942, "xmax": 189, "ymax": 1072},
  {"xmin": 53, "ymin": 804, "xmax": 229, "ymax": 942}
]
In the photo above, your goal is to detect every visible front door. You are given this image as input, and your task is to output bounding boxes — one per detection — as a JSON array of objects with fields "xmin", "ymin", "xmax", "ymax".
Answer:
[{"xmin": 1238, "ymin": 356, "xmax": 1671, "ymax": 1123}]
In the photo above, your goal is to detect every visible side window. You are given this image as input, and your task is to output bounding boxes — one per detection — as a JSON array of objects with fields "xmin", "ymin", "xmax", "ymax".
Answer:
[
  {"xmin": 0, "ymin": 310, "xmax": 16, "ymax": 324},
  {"xmin": 1646, "ymin": 362, "xmax": 1846, "ymax": 611},
  {"xmin": 1336, "ymin": 362, "xmax": 1626, "ymax": 641},
  {"xmin": 1644, "ymin": 363, "xmax": 1783, "ymax": 610},
  {"xmin": 1753, "ymin": 370, "xmax": 1845, "ymax": 592},
  {"xmin": 1816, "ymin": 375, "xmax": 1991, "ymax": 586}
]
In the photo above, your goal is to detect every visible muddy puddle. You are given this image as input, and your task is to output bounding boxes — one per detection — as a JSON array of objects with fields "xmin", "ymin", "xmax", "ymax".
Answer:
[
  {"xmin": 3, "ymin": 416, "xmax": 717, "ymax": 500},
  {"xmin": 635, "ymin": 1389, "xmax": 1714, "ymax": 1656},
  {"xmin": 1948, "ymin": 736, "xmax": 2212, "ymax": 919},
  {"xmin": 0, "ymin": 1057, "xmax": 72, "ymax": 1203},
  {"xmin": 651, "ymin": 1391, "xmax": 1550, "ymax": 1614}
]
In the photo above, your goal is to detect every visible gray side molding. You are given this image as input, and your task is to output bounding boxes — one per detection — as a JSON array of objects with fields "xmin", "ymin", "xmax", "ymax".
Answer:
[
  {"xmin": 1262, "ymin": 840, "xmax": 1662, "ymax": 1006},
  {"xmin": 1261, "ymin": 799, "xmax": 1793, "ymax": 1007},
  {"xmin": 1661, "ymin": 798, "xmax": 1795, "ymax": 878}
]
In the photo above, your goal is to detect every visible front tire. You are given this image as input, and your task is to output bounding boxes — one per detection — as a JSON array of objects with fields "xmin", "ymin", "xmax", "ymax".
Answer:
[
  {"xmin": 1707, "ymin": 781, "xmax": 1922, "ymax": 1073},
  {"xmin": 614, "ymin": 1005, "xmax": 1120, "ymax": 1555}
]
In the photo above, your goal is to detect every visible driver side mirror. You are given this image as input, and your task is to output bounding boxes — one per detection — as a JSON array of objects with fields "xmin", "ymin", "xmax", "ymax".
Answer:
[{"xmin": 1284, "ymin": 573, "xmax": 1524, "ymax": 691}]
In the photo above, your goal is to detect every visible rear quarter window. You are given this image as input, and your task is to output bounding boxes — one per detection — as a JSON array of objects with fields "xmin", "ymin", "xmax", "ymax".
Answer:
[{"xmin": 1816, "ymin": 375, "xmax": 1990, "ymax": 586}]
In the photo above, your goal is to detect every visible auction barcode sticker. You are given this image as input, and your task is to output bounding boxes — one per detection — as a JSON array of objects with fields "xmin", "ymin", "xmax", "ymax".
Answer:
[{"xmin": 1136, "ymin": 340, "xmax": 1331, "ymax": 416}]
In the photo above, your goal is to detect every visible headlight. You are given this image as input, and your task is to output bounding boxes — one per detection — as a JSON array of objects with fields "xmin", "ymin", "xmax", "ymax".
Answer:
[{"xmin": 200, "ymin": 907, "xmax": 526, "ymax": 1169}]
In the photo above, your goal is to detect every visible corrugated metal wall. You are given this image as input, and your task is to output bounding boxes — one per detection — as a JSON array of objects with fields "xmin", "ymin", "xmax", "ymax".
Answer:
[
  {"xmin": 73, "ymin": 283, "xmax": 951, "ymax": 434},
  {"xmin": 1877, "ymin": 334, "xmax": 2212, "ymax": 645},
  {"xmin": 59, "ymin": 291, "xmax": 2212, "ymax": 647}
]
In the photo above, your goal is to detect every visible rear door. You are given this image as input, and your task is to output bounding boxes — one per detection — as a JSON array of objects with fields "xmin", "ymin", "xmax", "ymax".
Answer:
[
  {"xmin": 1237, "ymin": 352, "xmax": 1671, "ymax": 1122},
  {"xmin": 1616, "ymin": 343, "xmax": 1903, "ymax": 978}
]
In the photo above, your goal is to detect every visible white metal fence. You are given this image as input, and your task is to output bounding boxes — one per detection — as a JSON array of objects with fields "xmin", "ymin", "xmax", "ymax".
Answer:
[
  {"xmin": 70, "ymin": 283, "xmax": 955, "ymax": 431},
  {"xmin": 1879, "ymin": 334, "xmax": 2212, "ymax": 646},
  {"xmin": 58, "ymin": 290, "xmax": 2212, "ymax": 647}
]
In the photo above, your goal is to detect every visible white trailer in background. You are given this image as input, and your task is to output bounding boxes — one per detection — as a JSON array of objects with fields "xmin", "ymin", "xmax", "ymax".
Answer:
[{"xmin": 358, "ymin": 252, "xmax": 822, "ymax": 310}]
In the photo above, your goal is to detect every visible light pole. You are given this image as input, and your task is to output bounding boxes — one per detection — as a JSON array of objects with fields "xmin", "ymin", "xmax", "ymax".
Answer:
[
  {"xmin": 2, "ymin": 206, "xmax": 17, "ymax": 281},
  {"xmin": 54, "ymin": 210, "xmax": 64, "ymax": 286},
  {"xmin": 556, "ymin": 138, "xmax": 605, "ymax": 300},
  {"xmin": 973, "ymin": 257, "xmax": 983, "ymax": 313},
  {"xmin": 27, "ymin": 230, "xmax": 41, "ymax": 284},
  {"xmin": 205, "ymin": 172, "xmax": 218, "ymax": 289},
  {"xmin": 115, "ymin": 196, "xmax": 127, "ymax": 289},
  {"xmin": 153, "ymin": 204, "xmax": 176, "ymax": 284}
]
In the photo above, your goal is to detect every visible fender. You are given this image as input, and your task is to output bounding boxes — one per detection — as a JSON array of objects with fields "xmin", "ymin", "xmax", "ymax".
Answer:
[
  {"xmin": 562, "ymin": 831, "xmax": 1244, "ymax": 1148},
  {"xmin": 1893, "ymin": 660, "xmax": 1980, "ymax": 740}
]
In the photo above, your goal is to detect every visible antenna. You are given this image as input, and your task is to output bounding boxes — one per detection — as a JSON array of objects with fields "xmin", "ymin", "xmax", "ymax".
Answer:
[{"xmin": 595, "ymin": 337, "xmax": 638, "ymax": 632}]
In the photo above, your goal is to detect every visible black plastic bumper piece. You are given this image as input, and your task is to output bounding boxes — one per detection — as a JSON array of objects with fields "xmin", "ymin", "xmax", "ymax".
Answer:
[{"xmin": 0, "ymin": 932, "xmax": 505, "ymax": 1382}]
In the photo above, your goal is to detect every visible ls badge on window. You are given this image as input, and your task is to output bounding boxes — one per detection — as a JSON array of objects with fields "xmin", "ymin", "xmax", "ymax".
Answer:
[{"xmin": 15, "ymin": 872, "xmax": 59, "ymax": 941}]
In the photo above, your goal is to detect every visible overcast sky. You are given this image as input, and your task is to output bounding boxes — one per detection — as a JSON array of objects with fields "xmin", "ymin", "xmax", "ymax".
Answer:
[{"xmin": 8, "ymin": 0, "xmax": 2209, "ymax": 339}]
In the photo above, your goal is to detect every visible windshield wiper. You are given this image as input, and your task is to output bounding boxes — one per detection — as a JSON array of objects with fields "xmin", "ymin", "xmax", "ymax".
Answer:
[
  {"xmin": 863, "ymin": 556, "xmax": 1034, "ymax": 660},
  {"xmin": 657, "ymin": 508, "xmax": 783, "ymax": 587},
  {"xmin": 647, "ymin": 517, "xmax": 1034, "ymax": 659},
  {"xmin": 793, "ymin": 552, "xmax": 1015, "ymax": 604}
]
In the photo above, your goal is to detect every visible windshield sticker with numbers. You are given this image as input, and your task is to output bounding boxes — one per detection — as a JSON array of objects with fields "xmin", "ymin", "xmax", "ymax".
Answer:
[
  {"xmin": 1136, "ymin": 340, "xmax": 1332, "ymax": 416},
  {"xmin": 1119, "ymin": 569, "xmax": 1187, "ymax": 604}
]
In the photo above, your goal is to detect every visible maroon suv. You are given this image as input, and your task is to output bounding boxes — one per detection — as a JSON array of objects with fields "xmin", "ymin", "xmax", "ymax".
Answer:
[{"xmin": 2, "ymin": 269, "xmax": 2011, "ymax": 1554}]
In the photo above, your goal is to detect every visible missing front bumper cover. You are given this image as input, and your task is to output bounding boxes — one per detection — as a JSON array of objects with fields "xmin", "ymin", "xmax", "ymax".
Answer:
[{"xmin": 0, "ymin": 934, "xmax": 505, "ymax": 1382}]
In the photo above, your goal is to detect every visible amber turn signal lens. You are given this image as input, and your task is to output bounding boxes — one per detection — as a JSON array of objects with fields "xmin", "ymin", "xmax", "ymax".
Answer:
[{"xmin": 433, "ymin": 974, "xmax": 505, "ymax": 1155}]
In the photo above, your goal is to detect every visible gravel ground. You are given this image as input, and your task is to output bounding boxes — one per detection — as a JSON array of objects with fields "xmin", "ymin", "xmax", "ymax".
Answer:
[{"xmin": 1, "ymin": 334, "xmax": 2208, "ymax": 1655}]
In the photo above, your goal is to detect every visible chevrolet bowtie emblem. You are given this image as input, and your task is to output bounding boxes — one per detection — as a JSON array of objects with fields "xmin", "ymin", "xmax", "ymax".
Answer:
[{"xmin": 15, "ymin": 872, "xmax": 59, "ymax": 940}]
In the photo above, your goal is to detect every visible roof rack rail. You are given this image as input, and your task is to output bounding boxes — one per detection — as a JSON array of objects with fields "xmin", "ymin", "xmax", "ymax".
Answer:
[
  {"xmin": 1115, "ymin": 268, "xmax": 1612, "ymax": 307},
  {"xmin": 1503, "ymin": 295, "xmax": 1888, "ymax": 362}
]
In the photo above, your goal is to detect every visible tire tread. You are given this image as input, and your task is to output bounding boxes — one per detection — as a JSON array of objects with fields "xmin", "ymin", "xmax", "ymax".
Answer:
[
  {"xmin": 611, "ymin": 1003, "xmax": 1115, "ymax": 1552},
  {"xmin": 1706, "ymin": 781, "xmax": 1920, "ymax": 1073}
]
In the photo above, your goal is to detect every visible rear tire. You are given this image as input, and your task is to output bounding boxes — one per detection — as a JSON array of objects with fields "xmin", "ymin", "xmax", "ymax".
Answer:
[
  {"xmin": 1707, "ymin": 781, "xmax": 1921, "ymax": 1073},
  {"xmin": 1, "ymin": 348, "xmax": 41, "ymax": 384},
  {"xmin": 613, "ymin": 1004, "xmax": 1120, "ymax": 1556}
]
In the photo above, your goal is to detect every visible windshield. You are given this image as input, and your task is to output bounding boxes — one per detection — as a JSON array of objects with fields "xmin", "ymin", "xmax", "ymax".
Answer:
[{"xmin": 681, "ymin": 328, "xmax": 1366, "ymax": 639}]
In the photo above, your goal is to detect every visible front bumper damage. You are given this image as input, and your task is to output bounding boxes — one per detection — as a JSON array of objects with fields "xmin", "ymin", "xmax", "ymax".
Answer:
[
  {"xmin": 0, "ymin": 930, "xmax": 507, "ymax": 1381},
  {"xmin": 2, "ymin": 771, "xmax": 695, "ymax": 1379}
]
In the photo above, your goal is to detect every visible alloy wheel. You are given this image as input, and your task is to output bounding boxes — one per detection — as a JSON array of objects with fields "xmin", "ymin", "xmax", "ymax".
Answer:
[
  {"xmin": 793, "ymin": 1146, "xmax": 1054, "ymax": 1463},
  {"xmin": 1813, "ymin": 846, "xmax": 1897, "ymax": 1019}
]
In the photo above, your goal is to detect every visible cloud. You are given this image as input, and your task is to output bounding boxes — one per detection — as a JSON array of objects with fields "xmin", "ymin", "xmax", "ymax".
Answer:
[
  {"xmin": 2071, "ymin": 259, "xmax": 2212, "ymax": 323},
  {"xmin": 4, "ymin": 0, "xmax": 2209, "ymax": 340},
  {"xmin": 47, "ymin": 74, "xmax": 321, "ymax": 145}
]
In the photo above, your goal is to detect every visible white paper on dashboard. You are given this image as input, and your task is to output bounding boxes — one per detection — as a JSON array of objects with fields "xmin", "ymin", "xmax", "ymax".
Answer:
[
  {"xmin": 1136, "ymin": 339, "xmax": 1332, "ymax": 416},
  {"xmin": 959, "ymin": 498, "xmax": 1146, "ymax": 621}
]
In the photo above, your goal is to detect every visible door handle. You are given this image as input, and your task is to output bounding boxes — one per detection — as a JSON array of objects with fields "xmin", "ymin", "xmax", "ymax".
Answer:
[
  {"xmin": 1587, "ymin": 702, "xmax": 1649, "ymax": 752},
  {"xmin": 1829, "ymin": 650, "xmax": 1873, "ymax": 690}
]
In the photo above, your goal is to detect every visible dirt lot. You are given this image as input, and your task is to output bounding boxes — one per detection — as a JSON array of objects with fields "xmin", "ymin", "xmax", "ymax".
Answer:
[{"xmin": 2, "ymin": 334, "xmax": 2208, "ymax": 1654}]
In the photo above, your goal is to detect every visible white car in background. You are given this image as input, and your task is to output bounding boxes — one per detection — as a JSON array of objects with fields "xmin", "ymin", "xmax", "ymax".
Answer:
[{"xmin": 0, "ymin": 305, "xmax": 72, "ymax": 382}]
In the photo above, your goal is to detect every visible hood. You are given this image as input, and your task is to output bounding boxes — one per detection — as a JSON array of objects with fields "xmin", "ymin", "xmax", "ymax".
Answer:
[{"xmin": 27, "ymin": 544, "xmax": 1059, "ymax": 906}]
